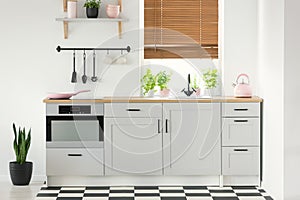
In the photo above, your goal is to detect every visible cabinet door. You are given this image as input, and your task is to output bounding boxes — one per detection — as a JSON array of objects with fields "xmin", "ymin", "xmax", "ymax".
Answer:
[
  {"xmin": 222, "ymin": 118, "xmax": 260, "ymax": 146},
  {"xmin": 163, "ymin": 103, "xmax": 221, "ymax": 175},
  {"xmin": 105, "ymin": 118, "xmax": 163, "ymax": 175}
]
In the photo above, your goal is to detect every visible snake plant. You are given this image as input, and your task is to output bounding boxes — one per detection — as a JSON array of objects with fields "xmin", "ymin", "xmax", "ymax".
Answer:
[{"xmin": 13, "ymin": 124, "xmax": 31, "ymax": 164}]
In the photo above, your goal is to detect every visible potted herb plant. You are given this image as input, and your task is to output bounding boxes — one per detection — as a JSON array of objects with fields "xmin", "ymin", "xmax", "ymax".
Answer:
[
  {"xmin": 192, "ymin": 75, "xmax": 201, "ymax": 96},
  {"xmin": 141, "ymin": 69, "xmax": 156, "ymax": 97},
  {"xmin": 84, "ymin": 0, "xmax": 101, "ymax": 18},
  {"xmin": 156, "ymin": 70, "xmax": 172, "ymax": 97},
  {"xmin": 202, "ymin": 69, "xmax": 218, "ymax": 96},
  {"xmin": 9, "ymin": 123, "xmax": 32, "ymax": 186}
]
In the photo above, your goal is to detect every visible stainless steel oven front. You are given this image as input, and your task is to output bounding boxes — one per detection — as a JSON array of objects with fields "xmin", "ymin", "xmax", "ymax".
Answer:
[{"xmin": 46, "ymin": 103, "xmax": 104, "ymax": 148}]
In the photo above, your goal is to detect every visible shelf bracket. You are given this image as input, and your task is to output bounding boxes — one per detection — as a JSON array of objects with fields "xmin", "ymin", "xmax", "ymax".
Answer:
[
  {"xmin": 63, "ymin": 0, "xmax": 67, "ymax": 12},
  {"xmin": 118, "ymin": 0, "xmax": 122, "ymax": 39},
  {"xmin": 63, "ymin": 21, "xmax": 68, "ymax": 39}
]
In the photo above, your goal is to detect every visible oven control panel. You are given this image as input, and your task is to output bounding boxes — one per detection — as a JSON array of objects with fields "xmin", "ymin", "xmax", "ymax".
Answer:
[{"xmin": 59, "ymin": 105, "xmax": 91, "ymax": 114}]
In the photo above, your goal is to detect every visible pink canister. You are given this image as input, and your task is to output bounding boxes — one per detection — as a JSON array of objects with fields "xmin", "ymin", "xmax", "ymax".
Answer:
[
  {"xmin": 106, "ymin": 4, "xmax": 120, "ymax": 18},
  {"xmin": 67, "ymin": 0, "xmax": 77, "ymax": 18}
]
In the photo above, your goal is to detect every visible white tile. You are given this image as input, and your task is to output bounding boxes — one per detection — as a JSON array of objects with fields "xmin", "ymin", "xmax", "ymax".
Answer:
[
  {"xmin": 61, "ymin": 187, "xmax": 85, "ymax": 190},
  {"xmin": 160, "ymin": 193, "xmax": 186, "ymax": 197},
  {"xmin": 135, "ymin": 197, "xmax": 161, "ymax": 200},
  {"xmin": 110, "ymin": 186, "xmax": 134, "ymax": 190},
  {"xmin": 159, "ymin": 186, "xmax": 184, "ymax": 190},
  {"xmin": 134, "ymin": 189, "xmax": 160, "ymax": 193},
  {"xmin": 84, "ymin": 190, "xmax": 109, "ymax": 193},
  {"xmin": 35, "ymin": 198, "xmax": 57, "ymax": 200},
  {"xmin": 207, "ymin": 186, "xmax": 232, "ymax": 190},
  {"xmin": 210, "ymin": 193, "xmax": 237, "ymax": 197},
  {"xmin": 239, "ymin": 197, "xmax": 266, "ymax": 200},
  {"xmin": 58, "ymin": 193, "xmax": 84, "ymax": 197},
  {"xmin": 184, "ymin": 189, "xmax": 210, "ymax": 193},
  {"xmin": 109, "ymin": 193, "xmax": 134, "ymax": 197},
  {"xmin": 186, "ymin": 197, "xmax": 213, "ymax": 200}
]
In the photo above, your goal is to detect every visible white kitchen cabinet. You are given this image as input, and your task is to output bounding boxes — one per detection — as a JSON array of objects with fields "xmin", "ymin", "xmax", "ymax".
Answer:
[
  {"xmin": 222, "ymin": 118, "xmax": 260, "ymax": 146},
  {"xmin": 221, "ymin": 103, "xmax": 261, "ymax": 178},
  {"xmin": 105, "ymin": 117, "xmax": 163, "ymax": 175},
  {"xmin": 222, "ymin": 147, "xmax": 259, "ymax": 175},
  {"xmin": 163, "ymin": 103, "xmax": 221, "ymax": 175},
  {"xmin": 46, "ymin": 148, "xmax": 104, "ymax": 176}
]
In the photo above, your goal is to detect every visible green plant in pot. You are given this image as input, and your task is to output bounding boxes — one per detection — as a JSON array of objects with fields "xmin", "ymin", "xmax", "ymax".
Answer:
[
  {"xmin": 9, "ymin": 123, "xmax": 32, "ymax": 186},
  {"xmin": 84, "ymin": 0, "xmax": 101, "ymax": 18},
  {"xmin": 156, "ymin": 71, "xmax": 172, "ymax": 97},
  {"xmin": 202, "ymin": 69, "xmax": 218, "ymax": 96},
  {"xmin": 141, "ymin": 69, "xmax": 156, "ymax": 96}
]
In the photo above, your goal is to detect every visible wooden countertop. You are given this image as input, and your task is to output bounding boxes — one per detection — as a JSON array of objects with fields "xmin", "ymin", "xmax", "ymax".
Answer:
[{"xmin": 43, "ymin": 96, "xmax": 263, "ymax": 103}]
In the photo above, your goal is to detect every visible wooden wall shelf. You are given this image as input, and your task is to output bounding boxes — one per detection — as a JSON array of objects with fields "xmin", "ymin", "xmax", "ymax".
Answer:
[{"xmin": 58, "ymin": 0, "xmax": 125, "ymax": 39}]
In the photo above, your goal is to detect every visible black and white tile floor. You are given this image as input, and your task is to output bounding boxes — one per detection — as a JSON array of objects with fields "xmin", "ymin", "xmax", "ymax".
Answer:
[{"xmin": 36, "ymin": 186, "xmax": 273, "ymax": 200}]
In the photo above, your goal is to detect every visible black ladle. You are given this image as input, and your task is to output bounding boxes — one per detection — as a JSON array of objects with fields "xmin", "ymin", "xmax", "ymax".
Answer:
[
  {"xmin": 82, "ymin": 51, "xmax": 87, "ymax": 84},
  {"xmin": 71, "ymin": 50, "xmax": 77, "ymax": 83},
  {"xmin": 91, "ymin": 50, "xmax": 98, "ymax": 82}
]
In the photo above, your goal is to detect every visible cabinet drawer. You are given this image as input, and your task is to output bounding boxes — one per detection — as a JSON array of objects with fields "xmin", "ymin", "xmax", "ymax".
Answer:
[
  {"xmin": 222, "ymin": 118, "xmax": 260, "ymax": 146},
  {"xmin": 105, "ymin": 103, "xmax": 162, "ymax": 118},
  {"xmin": 222, "ymin": 103, "xmax": 260, "ymax": 117},
  {"xmin": 222, "ymin": 147, "xmax": 259, "ymax": 176},
  {"xmin": 46, "ymin": 148, "xmax": 104, "ymax": 176}
]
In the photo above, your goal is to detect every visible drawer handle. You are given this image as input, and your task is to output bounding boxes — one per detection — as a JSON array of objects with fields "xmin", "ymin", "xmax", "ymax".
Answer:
[
  {"xmin": 234, "ymin": 108, "xmax": 248, "ymax": 111},
  {"xmin": 234, "ymin": 149, "xmax": 248, "ymax": 152},
  {"xmin": 126, "ymin": 109, "xmax": 141, "ymax": 112},
  {"xmin": 234, "ymin": 120, "xmax": 248, "ymax": 123},
  {"xmin": 67, "ymin": 154, "xmax": 82, "ymax": 157}
]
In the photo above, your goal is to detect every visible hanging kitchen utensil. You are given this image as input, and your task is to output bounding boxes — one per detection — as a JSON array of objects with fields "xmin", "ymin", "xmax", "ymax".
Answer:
[
  {"xmin": 91, "ymin": 50, "xmax": 98, "ymax": 82},
  {"xmin": 233, "ymin": 73, "xmax": 252, "ymax": 98},
  {"xmin": 82, "ymin": 50, "xmax": 87, "ymax": 84},
  {"xmin": 71, "ymin": 50, "xmax": 77, "ymax": 83},
  {"xmin": 104, "ymin": 50, "xmax": 113, "ymax": 64},
  {"xmin": 115, "ymin": 50, "xmax": 127, "ymax": 64}
]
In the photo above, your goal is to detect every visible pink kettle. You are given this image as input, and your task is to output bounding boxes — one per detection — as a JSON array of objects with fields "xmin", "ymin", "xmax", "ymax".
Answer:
[{"xmin": 233, "ymin": 74, "xmax": 252, "ymax": 98}]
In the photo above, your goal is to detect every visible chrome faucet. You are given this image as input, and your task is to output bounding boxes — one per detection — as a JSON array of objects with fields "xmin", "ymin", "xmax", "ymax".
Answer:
[{"xmin": 181, "ymin": 74, "xmax": 196, "ymax": 96}]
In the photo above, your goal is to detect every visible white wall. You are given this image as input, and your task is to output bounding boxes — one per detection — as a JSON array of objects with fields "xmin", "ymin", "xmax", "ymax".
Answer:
[
  {"xmin": 284, "ymin": 0, "xmax": 300, "ymax": 199},
  {"xmin": 0, "ymin": 0, "xmax": 140, "ymax": 181},
  {"xmin": 258, "ymin": 0, "xmax": 284, "ymax": 199},
  {"xmin": 222, "ymin": 0, "xmax": 258, "ymax": 96}
]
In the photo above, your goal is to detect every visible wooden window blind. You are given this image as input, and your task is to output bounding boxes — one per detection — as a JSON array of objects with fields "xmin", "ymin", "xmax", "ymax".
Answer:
[{"xmin": 144, "ymin": 0, "xmax": 218, "ymax": 59}]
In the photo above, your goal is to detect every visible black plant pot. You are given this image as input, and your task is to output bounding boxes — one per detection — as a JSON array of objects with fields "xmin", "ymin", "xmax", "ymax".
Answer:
[
  {"xmin": 86, "ymin": 8, "xmax": 99, "ymax": 18},
  {"xmin": 9, "ymin": 162, "xmax": 32, "ymax": 186}
]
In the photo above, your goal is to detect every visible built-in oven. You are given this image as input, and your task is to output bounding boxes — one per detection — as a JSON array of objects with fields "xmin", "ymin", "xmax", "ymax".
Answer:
[{"xmin": 46, "ymin": 103, "xmax": 104, "ymax": 148}]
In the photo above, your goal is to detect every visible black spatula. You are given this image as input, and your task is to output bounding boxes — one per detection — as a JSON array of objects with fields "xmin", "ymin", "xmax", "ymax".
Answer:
[{"xmin": 71, "ymin": 50, "xmax": 77, "ymax": 83}]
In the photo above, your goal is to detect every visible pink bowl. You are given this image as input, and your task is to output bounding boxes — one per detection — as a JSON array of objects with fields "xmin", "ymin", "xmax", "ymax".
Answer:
[{"xmin": 106, "ymin": 4, "xmax": 120, "ymax": 18}]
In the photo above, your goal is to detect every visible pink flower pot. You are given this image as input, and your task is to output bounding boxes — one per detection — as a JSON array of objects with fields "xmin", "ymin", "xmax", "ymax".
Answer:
[
  {"xmin": 195, "ymin": 88, "xmax": 201, "ymax": 96},
  {"xmin": 106, "ymin": 4, "xmax": 120, "ymax": 18},
  {"xmin": 160, "ymin": 88, "xmax": 170, "ymax": 97}
]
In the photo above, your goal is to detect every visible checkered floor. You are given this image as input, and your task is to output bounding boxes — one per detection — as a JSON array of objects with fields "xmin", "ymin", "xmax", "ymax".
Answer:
[{"xmin": 36, "ymin": 186, "xmax": 273, "ymax": 200}]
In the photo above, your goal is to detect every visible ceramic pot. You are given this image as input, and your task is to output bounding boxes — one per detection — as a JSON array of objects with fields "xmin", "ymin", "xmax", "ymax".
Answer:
[
  {"xmin": 86, "ymin": 7, "xmax": 99, "ymax": 18},
  {"xmin": 146, "ymin": 90, "xmax": 154, "ymax": 97},
  {"xmin": 160, "ymin": 88, "xmax": 170, "ymax": 97},
  {"xmin": 9, "ymin": 162, "xmax": 32, "ymax": 185},
  {"xmin": 195, "ymin": 88, "xmax": 201, "ymax": 96},
  {"xmin": 106, "ymin": 4, "xmax": 120, "ymax": 18},
  {"xmin": 67, "ymin": 0, "xmax": 77, "ymax": 18}
]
